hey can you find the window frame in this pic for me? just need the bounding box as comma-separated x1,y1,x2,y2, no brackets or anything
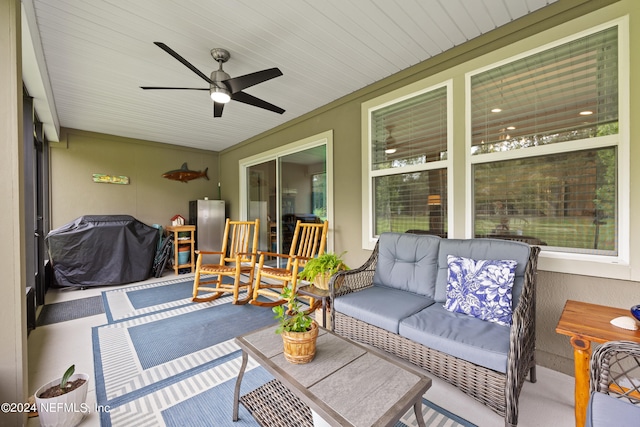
362,80,454,250
465,17,630,271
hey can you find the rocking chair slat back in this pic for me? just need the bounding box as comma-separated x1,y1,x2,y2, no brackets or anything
250,219,328,310
292,221,327,260
223,220,260,264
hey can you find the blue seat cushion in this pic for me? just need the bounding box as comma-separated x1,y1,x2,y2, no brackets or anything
334,285,435,334
373,232,441,298
399,304,510,373
586,392,640,427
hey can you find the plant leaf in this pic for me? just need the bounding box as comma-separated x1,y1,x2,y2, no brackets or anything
60,364,75,391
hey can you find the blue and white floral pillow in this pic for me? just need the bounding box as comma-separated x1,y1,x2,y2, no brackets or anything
444,255,518,326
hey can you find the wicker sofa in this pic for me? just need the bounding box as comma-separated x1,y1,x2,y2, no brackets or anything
329,232,540,427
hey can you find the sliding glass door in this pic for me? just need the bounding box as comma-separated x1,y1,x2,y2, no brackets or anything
279,146,327,255
242,134,331,262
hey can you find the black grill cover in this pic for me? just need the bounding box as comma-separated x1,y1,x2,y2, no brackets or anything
46,215,159,287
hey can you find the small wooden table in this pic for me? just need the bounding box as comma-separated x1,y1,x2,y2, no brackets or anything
556,300,640,427
233,324,432,426
164,225,195,274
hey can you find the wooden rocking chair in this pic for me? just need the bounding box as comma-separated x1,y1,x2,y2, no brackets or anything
192,218,260,304
249,220,328,311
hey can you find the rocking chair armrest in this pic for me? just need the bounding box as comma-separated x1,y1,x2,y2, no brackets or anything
236,251,257,256
195,250,224,255
236,251,258,260
257,251,292,259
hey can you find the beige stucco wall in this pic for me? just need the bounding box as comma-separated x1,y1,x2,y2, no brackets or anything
219,0,638,375
50,128,220,229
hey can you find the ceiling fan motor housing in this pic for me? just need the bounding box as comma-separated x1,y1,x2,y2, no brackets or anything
210,69,231,88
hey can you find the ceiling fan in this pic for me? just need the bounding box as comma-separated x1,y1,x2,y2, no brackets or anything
141,42,285,117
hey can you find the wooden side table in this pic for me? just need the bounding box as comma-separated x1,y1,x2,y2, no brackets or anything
556,300,640,427
165,225,196,275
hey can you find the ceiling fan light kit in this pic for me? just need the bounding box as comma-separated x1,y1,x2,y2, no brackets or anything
141,42,284,117
210,87,231,103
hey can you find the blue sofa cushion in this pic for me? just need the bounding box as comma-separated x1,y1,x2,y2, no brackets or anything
444,255,517,326
434,239,530,306
373,232,441,298
333,285,435,334
586,392,640,427
399,304,510,373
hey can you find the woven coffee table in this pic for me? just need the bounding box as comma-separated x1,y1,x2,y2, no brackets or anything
233,324,432,427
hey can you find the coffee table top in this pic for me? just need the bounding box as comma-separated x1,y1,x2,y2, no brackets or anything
235,324,432,427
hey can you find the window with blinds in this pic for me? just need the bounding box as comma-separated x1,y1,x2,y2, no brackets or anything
474,147,616,254
471,26,618,154
369,84,449,237
374,169,447,236
470,25,619,255
371,86,447,169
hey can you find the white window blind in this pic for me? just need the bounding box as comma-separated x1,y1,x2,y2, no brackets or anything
471,27,618,154
371,86,447,170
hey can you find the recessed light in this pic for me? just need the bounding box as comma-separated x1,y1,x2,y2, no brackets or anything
385,148,397,154
506,126,516,130
579,110,594,116
491,108,502,113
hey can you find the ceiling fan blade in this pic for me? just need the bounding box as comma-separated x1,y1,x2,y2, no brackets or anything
140,87,209,90
214,101,224,117
154,42,215,85
224,68,283,94
231,91,285,114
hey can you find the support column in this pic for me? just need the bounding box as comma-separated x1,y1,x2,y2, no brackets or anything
0,0,28,426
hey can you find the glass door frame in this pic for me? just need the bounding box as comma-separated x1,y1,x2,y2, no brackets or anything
239,130,334,253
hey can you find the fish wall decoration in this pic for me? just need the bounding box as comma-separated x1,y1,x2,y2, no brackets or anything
92,174,130,185
162,163,209,183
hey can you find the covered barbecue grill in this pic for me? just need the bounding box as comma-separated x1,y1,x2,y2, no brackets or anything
46,215,159,287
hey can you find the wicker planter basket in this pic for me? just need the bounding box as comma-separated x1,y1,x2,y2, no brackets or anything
313,272,332,290
281,321,319,364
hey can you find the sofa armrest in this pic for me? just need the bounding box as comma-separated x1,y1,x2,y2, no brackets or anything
329,241,379,298
505,245,540,424
590,340,640,401
328,242,379,331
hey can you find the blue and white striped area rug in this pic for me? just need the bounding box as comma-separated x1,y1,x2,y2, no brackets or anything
93,278,476,426
101,275,221,323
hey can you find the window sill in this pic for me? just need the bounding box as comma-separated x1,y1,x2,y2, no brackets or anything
538,251,631,280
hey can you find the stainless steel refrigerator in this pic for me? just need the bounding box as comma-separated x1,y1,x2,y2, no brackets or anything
189,199,225,264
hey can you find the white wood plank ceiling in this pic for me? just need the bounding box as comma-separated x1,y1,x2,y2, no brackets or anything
22,0,557,151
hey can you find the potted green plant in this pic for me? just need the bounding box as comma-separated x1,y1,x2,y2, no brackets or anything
273,284,319,364
298,252,349,290
34,364,89,427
